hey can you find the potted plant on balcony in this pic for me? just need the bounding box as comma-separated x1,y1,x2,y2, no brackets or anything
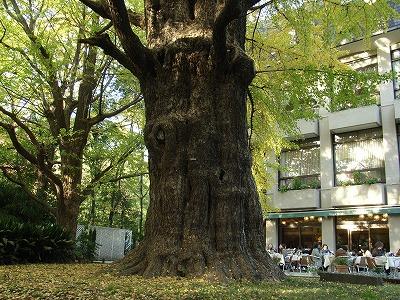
334,257,350,273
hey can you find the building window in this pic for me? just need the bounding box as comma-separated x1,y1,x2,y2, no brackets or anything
392,48,400,99
333,128,385,186
278,217,322,249
346,53,378,73
279,138,320,191
336,215,389,253
332,52,379,111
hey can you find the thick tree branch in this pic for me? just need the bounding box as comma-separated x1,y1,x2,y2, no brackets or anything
79,33,138,75
73,44,98,134
89,94,143,126
106,0,150,77
213,0,242,62
79,0,145,29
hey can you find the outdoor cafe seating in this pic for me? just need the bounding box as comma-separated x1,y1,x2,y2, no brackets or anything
274,249,400,275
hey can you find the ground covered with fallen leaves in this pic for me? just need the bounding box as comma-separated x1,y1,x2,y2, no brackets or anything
0,264,399,299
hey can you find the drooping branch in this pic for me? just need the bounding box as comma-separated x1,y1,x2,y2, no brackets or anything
0,165,57,216
79,33,138,75
105,172,149,183
89,94,143,126
0,121,63,189
0,41,46,78
0,121,38,165
81,147,137,198
0,106,40,148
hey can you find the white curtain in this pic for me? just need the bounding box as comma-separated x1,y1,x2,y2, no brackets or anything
280,147,320,178
335,138,384,173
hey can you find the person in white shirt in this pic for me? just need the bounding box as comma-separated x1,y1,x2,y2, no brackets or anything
362,246,372,257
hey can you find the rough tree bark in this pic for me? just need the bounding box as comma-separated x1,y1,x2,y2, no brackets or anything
80,0,284,281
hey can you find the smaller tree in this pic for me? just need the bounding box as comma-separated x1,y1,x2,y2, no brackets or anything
0,0,142,233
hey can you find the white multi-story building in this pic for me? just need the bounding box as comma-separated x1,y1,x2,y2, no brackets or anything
265,27,400,254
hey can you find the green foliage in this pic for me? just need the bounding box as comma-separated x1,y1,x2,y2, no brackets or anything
75,226,98,262
0,181,52,224
334,256,351,266
338,171,379,186
0,221,74,264
279,178,321,192
353,170,367,185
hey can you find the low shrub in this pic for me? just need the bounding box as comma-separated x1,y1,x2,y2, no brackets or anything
75,226,98,262
0,220,74,264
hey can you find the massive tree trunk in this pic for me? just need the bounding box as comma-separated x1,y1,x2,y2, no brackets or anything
80,0,284,281
113,2,283,281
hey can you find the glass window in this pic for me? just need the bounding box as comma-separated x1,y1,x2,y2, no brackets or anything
333,53,379,111
335,215,389,253
392,48,400,99
279,217,322,249
279,138,320,190
333,128,385,186
347,54,378,73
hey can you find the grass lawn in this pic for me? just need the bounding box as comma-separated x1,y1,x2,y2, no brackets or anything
0,264,399,299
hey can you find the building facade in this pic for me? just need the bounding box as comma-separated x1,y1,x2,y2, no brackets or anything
265,28,400,254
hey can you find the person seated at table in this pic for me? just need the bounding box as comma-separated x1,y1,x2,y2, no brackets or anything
321,244,333,255
335,247,347,257
361,246,372,257
372,241,385,257
321,244,333,271
311,243,321,257
267,243,276,254
278,243,286,254
311,243,322,268
342,245,352,256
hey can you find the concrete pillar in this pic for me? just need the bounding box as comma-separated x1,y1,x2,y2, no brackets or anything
375,37,394,106
265,219,278,249
375,37,400,190
319,114,334,208
321,217,336,251
381,106,400,185
389,215,400,253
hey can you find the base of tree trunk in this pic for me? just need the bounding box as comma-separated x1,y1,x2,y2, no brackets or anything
112,241,285,282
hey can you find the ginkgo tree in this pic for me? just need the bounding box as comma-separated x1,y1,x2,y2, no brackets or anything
73,0,398,280
0,0,142,234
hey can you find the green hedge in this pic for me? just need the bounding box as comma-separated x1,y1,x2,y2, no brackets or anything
0,221,75,264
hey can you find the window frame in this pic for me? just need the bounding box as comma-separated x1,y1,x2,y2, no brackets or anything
278,138,321,189
333,128,385,186
391,46,400,99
